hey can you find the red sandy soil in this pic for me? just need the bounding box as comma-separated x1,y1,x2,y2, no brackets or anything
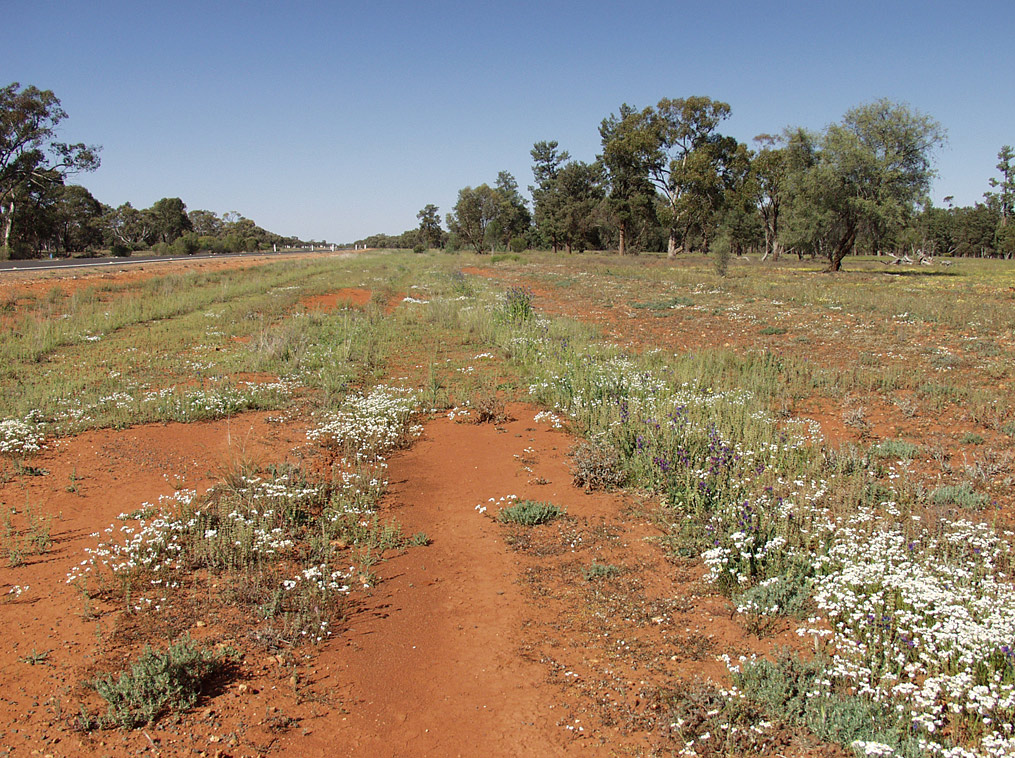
300,288,372,311
0,401,819,757
0,259,857,757
0,412,311,757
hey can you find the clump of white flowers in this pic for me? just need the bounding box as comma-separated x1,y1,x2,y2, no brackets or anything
308,386,420,460
0,416,45,456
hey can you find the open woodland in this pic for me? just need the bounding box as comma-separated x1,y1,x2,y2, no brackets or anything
1,250,1014,756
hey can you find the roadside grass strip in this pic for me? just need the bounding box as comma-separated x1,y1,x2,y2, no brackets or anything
464,300,1014,757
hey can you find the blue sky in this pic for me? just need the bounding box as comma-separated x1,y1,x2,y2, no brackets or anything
3,1,1012,243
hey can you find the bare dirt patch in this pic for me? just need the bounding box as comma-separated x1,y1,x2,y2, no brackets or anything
300,288,372,311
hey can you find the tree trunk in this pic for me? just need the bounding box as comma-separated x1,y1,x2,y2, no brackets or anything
667,229,679,259
829,225,856,272
2,198,13,259
618,221,627,256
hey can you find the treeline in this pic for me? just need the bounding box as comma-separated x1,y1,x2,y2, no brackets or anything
388,98,1013,269
0,82,305,259
7,185,304,258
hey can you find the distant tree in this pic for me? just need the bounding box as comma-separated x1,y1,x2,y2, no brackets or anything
188,209,223,237
984,145,1014,227
599,104,658,255
647,97,741,258
752,134,789,261
529,140,569,252
715,145,763,258
788,100,946,270
0,82,100,257
557,160,605,254
447,185,499,254
149,197,192,244
493,171,530,250
416,203,442,249
103,202,156,248
51,184,103,252
778,128,828,259
985,145,1014,257
951,204,1001,257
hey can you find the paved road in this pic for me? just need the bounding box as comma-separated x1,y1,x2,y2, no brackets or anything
0,248,352,273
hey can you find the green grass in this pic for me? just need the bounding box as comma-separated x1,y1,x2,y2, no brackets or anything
9,250,1015,754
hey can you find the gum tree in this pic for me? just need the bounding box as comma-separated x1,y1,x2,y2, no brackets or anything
446,184,498,254
416,203,442,249
797,99,946,271
0,82,100,258
752,134,789,261
599,104,657,255
649,97,741,258
985,145,1014,257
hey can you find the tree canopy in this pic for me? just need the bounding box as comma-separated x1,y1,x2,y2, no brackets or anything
0,82,100,257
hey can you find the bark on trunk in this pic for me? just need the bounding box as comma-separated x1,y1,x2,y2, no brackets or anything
667,229,679,259
2,198,13,258
618,221,627,256
829,225,856,272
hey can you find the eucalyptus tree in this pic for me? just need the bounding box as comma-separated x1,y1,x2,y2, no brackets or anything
103,202,156,248
149,197,192,243
752,134,789,260
985,145,1014,227
793,99,946,270
648,97,743,258
986,145,1014,255
557,160,605,254
0,82,100,257
51,184,103,252
416,203,442,249
188,209,224,237
446,184,499,254
493,171,530,249
599,104,657,255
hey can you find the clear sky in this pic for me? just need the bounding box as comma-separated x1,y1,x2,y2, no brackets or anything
3,0,1012,243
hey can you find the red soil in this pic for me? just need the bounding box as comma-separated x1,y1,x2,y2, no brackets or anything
0,401,797,756
300,288,372,311
0,258,854,757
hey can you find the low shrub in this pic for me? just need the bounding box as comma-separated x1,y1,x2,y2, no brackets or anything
570,440,626,491
497,500,564,525
929,481,989,509
94,637,228,728
583,561,621,581
872,438,920,459
499,286,534,323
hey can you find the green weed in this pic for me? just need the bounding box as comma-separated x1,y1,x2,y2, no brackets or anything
93,637,229,729
497,500,565,525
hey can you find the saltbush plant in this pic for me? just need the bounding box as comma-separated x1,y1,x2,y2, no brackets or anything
94,637,228,728
569,440,627,491
496,500,564,525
